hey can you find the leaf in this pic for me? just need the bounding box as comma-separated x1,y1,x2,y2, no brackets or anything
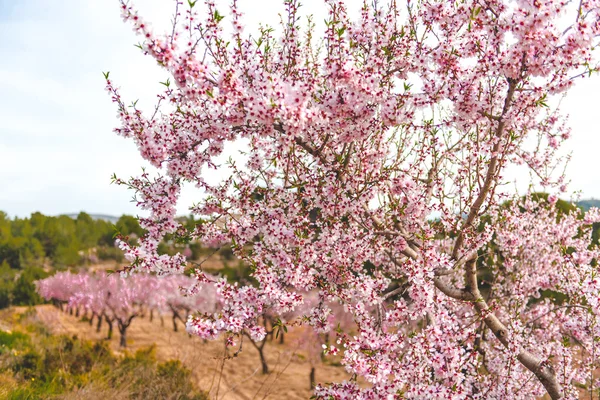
535,94,549,108
102,71,110,80
214,10,224,23
188,0,197,7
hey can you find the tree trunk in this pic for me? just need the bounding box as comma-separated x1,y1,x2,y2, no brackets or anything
172,313,178,332
322,333,329,362
118,323,127,347
258,346,269,374
160,314,164,327
89,312,95,326
105,316,113,340
309,366,316,390
119,330,127,347
279,330,284,345
150,309,154,322
96,313,103,332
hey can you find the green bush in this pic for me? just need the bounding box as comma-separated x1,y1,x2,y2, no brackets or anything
220,262,255,286
0,326,208,400
189,243,204,260
0,280,13,309
0,330,30,349
108,346,207,400
157,242,177,256
11,266,48,306
12,350,42,380
97,246,124,262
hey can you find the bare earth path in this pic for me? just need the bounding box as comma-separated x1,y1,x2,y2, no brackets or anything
30,305,350,400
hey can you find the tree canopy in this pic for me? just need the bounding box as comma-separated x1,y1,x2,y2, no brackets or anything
108,0,600,398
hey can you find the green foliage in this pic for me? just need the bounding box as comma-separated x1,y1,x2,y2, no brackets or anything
592,222,600,247
220,262,255,285
115,215,146,240
0,211,128,270
97,246,124,262
107,346,206,399
219,245,235,261
157,242,177,256
530,192,579,215
12,266,48,307
0,261,14,309
0,324,208,399
0,331,30,349
0,210,253,309
188,242,204,260
53,241,81,267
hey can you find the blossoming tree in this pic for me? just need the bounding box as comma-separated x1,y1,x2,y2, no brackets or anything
37,271,217,347
107,0,600,398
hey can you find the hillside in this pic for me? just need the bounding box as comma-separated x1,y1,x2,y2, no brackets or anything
576,199,600,211
64,213,120,223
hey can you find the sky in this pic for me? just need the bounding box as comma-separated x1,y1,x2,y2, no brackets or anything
0,0,599,218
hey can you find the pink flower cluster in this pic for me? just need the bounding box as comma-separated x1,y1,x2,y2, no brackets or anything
37,271,218,346
106,0,600,397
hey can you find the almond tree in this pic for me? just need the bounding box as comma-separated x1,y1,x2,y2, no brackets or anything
36,271,79,311
162,273,218,332
293,293,356,389
107,0,600,398
37,271,218,347
37,272,136,344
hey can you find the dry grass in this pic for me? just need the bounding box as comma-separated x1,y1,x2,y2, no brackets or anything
28,305,349,400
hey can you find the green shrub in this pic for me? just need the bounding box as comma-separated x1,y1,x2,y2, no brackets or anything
0,330,30,349
12,266,48,306
12,350,42,380
220,262,255,285
97,246,124,262
0,325,208,400
157,242,177,256
108,346,207,400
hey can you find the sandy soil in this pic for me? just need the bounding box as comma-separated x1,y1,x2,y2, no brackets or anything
28,305,350,400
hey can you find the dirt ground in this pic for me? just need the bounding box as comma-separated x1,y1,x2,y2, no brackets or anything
24,305,350,400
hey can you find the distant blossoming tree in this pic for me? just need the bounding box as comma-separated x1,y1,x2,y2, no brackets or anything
107,0,600,398
37,272,216,347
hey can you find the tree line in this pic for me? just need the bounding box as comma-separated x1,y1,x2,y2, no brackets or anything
0,211,144,308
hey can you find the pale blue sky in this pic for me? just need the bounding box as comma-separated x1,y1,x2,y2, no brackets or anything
1,0,599,218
